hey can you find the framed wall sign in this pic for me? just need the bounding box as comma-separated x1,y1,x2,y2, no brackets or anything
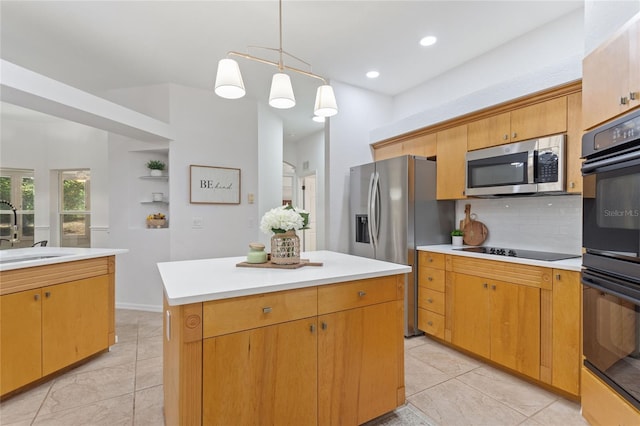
190,165,241,204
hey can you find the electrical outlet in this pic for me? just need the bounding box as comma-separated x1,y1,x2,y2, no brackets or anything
192,217,204,229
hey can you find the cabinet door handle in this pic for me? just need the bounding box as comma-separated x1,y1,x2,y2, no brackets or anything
555,274,561,280
427,298,433,303
262,307,272,314
630,92,637,101
428,257,433,263
483,283,488,289
34,294,40,301
428,276,433,281
310,324,316,333
45,291,51,298
358,291,366,297
491,284,496,290
321,322,328,330
621,96,629,105
166,310,171,341
503,134,509,140
427,321,433,326
512,132,517,139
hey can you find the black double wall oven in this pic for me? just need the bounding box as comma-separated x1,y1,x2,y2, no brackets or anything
581,108,640,410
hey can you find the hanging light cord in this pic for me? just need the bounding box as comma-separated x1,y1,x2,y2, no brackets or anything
225,0,328,84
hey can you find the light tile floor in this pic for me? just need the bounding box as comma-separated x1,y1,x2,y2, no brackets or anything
0,309,590,426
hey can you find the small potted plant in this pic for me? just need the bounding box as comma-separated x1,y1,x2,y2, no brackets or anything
451,229,464,246
146,160,166,177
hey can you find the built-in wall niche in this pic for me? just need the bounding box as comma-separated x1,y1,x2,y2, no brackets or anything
129,149,169,230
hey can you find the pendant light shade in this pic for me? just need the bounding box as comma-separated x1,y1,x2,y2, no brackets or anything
269,73,296,109
214,59,246,99
314,85,338,117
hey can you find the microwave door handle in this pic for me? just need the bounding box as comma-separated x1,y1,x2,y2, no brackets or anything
367,172,376,249
528,150,536,183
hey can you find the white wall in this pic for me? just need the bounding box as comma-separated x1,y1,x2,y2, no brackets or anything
374,8,584,141
584,0,640,54
1,106,109,247
326,81,394,253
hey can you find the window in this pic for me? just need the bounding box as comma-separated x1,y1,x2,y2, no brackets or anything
0,168,35,248
59,170,91,248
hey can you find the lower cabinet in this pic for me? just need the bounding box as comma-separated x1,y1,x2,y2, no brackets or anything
0,273,111,396
203,318,318,425
451,273,540,379
166,275,405,426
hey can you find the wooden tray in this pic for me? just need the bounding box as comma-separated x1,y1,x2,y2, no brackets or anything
236,259,323,269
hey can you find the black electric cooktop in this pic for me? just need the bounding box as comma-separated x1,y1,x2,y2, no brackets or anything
455,246,581,261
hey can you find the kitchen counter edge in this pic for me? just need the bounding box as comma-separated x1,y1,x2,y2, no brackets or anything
159,250,412,306
0,247,129,271
417,245,582,272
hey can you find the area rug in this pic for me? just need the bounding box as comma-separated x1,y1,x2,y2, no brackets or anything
364,403,436,426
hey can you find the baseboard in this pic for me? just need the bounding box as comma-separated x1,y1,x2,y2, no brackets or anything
116,302,163,312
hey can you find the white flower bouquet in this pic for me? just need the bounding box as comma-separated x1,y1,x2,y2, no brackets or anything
260,205,309,234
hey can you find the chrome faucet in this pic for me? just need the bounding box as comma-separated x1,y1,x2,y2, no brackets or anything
0,199,19,243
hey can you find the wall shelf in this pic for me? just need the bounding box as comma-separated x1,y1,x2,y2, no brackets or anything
139,175,168,181
141,201,169,205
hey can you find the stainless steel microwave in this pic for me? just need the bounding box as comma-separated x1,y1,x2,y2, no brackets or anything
465,134,566,196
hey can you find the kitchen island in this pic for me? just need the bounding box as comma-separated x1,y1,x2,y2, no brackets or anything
0,247,127,397
158,250,411,426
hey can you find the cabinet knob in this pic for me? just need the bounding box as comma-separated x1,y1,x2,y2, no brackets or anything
427,298,433,303
427,321,434,326
621,96,629,105
358,290,366,297
428,276,433,281
630,92,638,101
483,283,488,289
34,294,40,301
556,274,561,280
45,291,51,298
262,307,272,314
321,322,328,330
491,284,496,290
310,324,316,333
428,257,433,262
503,134,509,140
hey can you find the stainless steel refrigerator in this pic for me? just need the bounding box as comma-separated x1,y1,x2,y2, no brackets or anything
349,155,454,336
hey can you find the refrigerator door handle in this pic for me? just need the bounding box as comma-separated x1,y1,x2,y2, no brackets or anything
367,172,376,249
371,171,380,248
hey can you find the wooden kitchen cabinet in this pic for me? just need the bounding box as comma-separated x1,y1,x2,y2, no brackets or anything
565,92,583,193
203,318,318,425
171,274,406,426
374,133,437,161
0,289,42,395
583,12,640,130
417,251,447,340
436,125,468,200
467,97,568,150
0,258,115,397
42,276,110,376
318,300,400,425
550,269,581,396
451,272,540,379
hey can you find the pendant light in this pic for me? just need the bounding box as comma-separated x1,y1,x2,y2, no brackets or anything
214,0,337,117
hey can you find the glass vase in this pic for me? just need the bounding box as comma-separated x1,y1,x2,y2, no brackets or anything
270,230,300,265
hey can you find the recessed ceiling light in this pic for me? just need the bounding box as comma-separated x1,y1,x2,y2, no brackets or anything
312,115,325,123
366,70,380,79
419,36,437,47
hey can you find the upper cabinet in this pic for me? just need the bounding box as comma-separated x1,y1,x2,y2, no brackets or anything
374,133,436,161
583,12,640,130
436,125,467,200
468,97,567,151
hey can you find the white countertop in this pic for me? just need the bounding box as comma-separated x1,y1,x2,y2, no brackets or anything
158,250,412,306
0,247,128,271
417,244,582,272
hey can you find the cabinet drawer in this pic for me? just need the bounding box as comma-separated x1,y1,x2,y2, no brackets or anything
318,276,399,315
419,267,445,292
418,288,444,314
418,309,445,339
203,287,317,338
419,251,445,270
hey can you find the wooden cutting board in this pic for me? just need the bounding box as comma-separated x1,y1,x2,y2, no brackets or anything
462,206,488,246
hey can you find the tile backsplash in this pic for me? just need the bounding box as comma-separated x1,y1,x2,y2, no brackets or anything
455,195,582,254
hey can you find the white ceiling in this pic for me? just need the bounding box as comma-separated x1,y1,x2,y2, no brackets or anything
0,1,583,143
